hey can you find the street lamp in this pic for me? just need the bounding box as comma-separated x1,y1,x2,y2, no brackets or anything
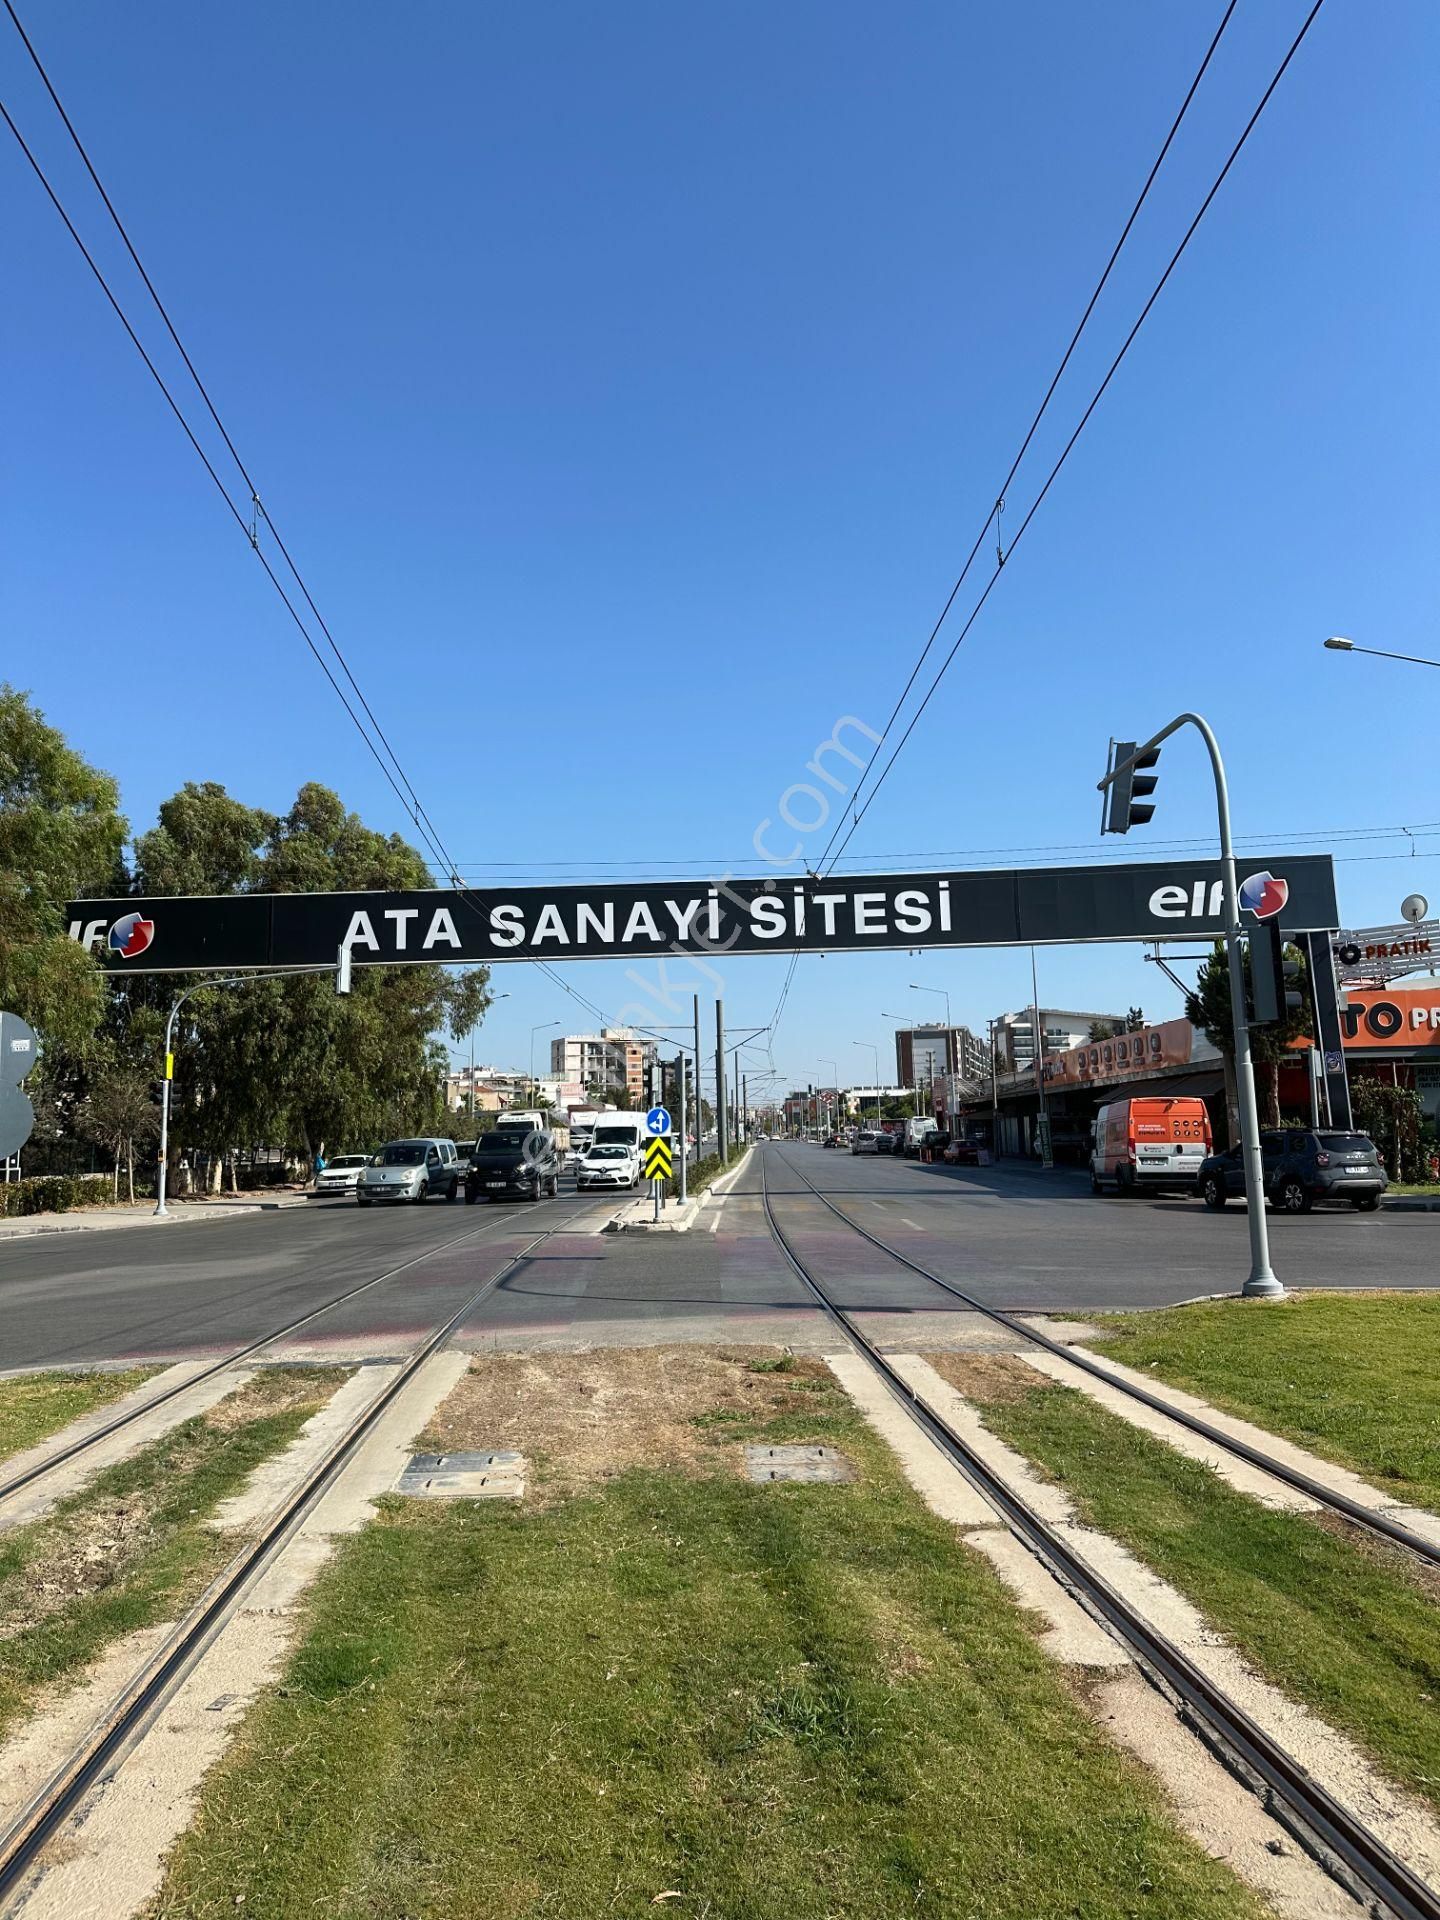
909,983,951,1026
1324,635,1440,670
852,1040,881,1126
468,991,508,1120
819,1056,838,1137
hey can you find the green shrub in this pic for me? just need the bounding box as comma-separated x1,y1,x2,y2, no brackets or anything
0,1175,124,1219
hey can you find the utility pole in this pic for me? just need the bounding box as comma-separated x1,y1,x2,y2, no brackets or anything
676,1051,688,1202
1030,947,1053,1169
693,994,703,1152
715,999,728,1166
742,1072,748,1146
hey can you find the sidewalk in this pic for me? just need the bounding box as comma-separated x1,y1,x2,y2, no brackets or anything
0,1191,335,1240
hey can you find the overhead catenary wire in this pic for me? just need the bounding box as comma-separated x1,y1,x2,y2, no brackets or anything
817,0,1327,881
4,35,642,1041
808,0,1241,878
1,0,460,885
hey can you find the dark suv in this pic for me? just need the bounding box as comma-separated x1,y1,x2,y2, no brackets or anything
465,1128,561,1204
1197,1129,1387,1214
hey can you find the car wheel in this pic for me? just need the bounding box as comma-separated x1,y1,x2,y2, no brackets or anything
1201,1174,1227,1211
549,1175,559,1198
1116,1165,1133,1197
357,1193,371,1207
1089,1167,1104,1195
1278,1177,1312,1214
465,1187,477,1204
1351,1194,1380,1212
447,1179,459,1202
413,1185,426,1204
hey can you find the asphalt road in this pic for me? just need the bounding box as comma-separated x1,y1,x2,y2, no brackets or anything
2,1144,1434,1372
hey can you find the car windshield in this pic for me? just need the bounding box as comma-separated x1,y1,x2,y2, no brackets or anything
476,1135,524,1155
588,1147,630,1161
1318,1133,1375,1152
328,1156,367,1169
380,1144,426,1166
594,1127,636,1144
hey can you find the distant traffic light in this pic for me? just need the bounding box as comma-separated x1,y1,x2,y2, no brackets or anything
1248,921,1304,1026
1103,740,1161,835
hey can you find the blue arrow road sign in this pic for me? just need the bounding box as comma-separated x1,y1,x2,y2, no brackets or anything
645,1105,672,1136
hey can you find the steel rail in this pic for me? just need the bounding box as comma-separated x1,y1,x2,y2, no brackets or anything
766,1144,1440,1567
756,1152,1440,1920
0,1190,585,1509
0,1220,559,1902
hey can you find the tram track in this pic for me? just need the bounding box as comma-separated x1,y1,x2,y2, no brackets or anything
0,1216,569,1907
756,1147,1440,1920
762,1143,1440,1569
0,1190,589,1516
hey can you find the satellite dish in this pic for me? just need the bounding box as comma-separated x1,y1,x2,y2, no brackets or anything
1401,894,1429,926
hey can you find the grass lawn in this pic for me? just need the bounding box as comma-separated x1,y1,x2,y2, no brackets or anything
0,1368,157,1468
968,1366,1440,1817
149,1361,1267,1920
0,1369,338,1741
1087,1293,1440,1511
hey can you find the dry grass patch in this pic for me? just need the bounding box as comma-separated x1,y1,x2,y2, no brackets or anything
425,1345,838,1504
926,1348,1049,1406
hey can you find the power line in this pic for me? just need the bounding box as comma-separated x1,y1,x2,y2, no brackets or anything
818,0,1326,879
0,95,471,891
809,0,1240,876
2,0,459,883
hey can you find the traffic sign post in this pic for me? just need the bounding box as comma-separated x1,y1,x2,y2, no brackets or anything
643,1134,673,1221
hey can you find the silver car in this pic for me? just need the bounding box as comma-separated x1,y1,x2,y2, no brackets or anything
357,1138,460,1205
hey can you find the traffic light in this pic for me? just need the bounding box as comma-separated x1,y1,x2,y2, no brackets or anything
335,943,352,995
1103,741,1161,835
1248,921,1304,1026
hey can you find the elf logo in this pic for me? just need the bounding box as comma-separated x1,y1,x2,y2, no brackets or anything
107,912,155,958
1238,871,1289,920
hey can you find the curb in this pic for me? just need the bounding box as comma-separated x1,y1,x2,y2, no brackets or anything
1382,1196,1440,1212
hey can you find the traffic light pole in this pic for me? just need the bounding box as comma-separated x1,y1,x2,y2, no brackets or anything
1101,714,1281,1300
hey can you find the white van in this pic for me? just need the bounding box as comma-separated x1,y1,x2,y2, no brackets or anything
902,1116,939,1158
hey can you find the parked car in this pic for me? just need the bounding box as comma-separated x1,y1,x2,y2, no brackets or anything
851,1131,880,1155
312,1152,370,1197
1090,1097,1212,1196
874,1130,897,1155
944,1137,982,1166
358,1138,460,1206
466,1128,562,1203
575,1143,641,1192
918,1131,951,1163
1198,1129,1387,1214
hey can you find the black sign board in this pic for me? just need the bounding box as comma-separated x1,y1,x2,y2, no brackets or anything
66,855,1339,974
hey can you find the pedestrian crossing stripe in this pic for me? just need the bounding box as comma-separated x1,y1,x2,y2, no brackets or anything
643,1138,673,1180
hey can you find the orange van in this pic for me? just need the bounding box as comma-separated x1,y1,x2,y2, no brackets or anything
1089,1097,1211,1196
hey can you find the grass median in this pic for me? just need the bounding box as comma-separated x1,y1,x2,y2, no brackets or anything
0,1367,157,1469
1085,1292,1440,1510
940,1355,1440,1819
150,1349,1266,1920
0,1368,340,1742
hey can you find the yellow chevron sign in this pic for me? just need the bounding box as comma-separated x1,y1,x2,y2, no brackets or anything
643,1137,673,1181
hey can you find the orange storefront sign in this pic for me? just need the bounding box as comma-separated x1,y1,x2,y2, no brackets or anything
1338,987,1440,1050
1041,1018,1207,1088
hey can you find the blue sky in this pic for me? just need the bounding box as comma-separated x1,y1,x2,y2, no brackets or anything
5,0,1436,1099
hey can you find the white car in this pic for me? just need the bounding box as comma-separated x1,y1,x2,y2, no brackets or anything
575,1144,640,1191
312,1153,370,1196
851,1131,880,1155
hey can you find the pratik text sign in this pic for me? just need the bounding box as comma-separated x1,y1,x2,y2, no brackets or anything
68,856,1340,973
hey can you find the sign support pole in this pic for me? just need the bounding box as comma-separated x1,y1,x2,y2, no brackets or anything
676,1053,688,1204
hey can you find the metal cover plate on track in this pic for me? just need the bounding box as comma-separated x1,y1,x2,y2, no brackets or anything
396,1450,525,1499
745,1444,855,1485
